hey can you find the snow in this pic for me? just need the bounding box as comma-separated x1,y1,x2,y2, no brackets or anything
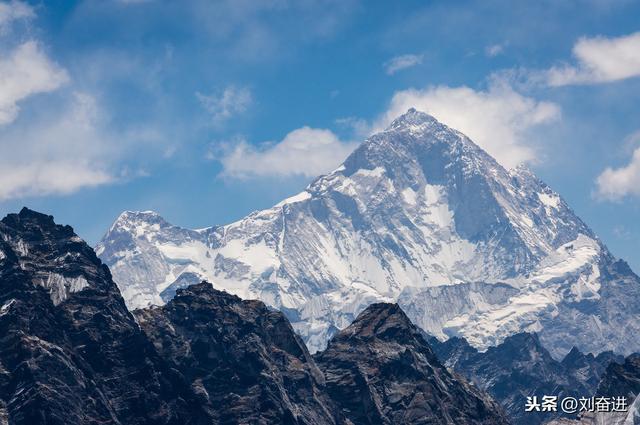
0,249,5,260
15,240,29,256
218,239,278,274
38,273,90,305
531,234,600,283
538,192,560,209
624,394,640,425
401,188,417,205
156,240,209,264
446,287,560,350
274,191,311,207
569,263,601,301
354,167,385,178
0,299,15,316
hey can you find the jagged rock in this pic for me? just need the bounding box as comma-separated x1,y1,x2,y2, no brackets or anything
0,208,208,425
314,302,509,425
135,281,344,425
561,347,623,391
544,354,640,425
429,332,605,425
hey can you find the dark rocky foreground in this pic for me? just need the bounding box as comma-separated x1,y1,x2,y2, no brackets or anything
134,282,340,425
0,208,507,424
427,333,625,425
314,303,508,425
135,284,510,425
543,354,640,424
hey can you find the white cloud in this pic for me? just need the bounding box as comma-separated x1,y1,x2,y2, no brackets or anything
0,163,114,200
595,147,640,201
0,3,110,200
0,93,116,200
384,54,423,75
373,83,560,169
485,44,504,57
0,1,33,33
0,1,170,201
335,116,369,138
196,85,252,125
545,31,640,86
0,91,168,200
0,41,69,125
217,127,358,179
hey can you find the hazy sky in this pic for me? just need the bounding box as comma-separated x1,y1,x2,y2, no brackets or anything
0,0,639,271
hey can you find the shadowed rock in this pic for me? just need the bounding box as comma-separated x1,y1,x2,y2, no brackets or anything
314,302,509,425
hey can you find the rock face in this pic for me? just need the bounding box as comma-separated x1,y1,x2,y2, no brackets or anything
544,354,640,425
134,282,343,425
597,354,640,400
0,208,208,425
596,353,640,424
313,303,509,425
429,332,624,425
561,347,623,392
97,109,640,357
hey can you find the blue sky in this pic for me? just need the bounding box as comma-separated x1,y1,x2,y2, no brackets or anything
0,0,639,270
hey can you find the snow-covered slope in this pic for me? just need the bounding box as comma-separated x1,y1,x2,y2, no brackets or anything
96,109,640,356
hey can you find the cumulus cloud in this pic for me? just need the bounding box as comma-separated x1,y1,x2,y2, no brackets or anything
0,2,115,200
0,41,69,125
0,163,113,200
373,83,561,169
196,85,252,125
384,54,423,75
0,0,33,32
595,146,640,201
217,127,358,179
0,93,115,200
0,2,67,126
544,31,640,86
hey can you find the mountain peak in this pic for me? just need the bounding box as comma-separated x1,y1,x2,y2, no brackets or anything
2,207,59,230
105,209,173,236
315,302,509,424
18,206,53,220
115,210,164,224
1,207,76,247
333,302,426,346
98,107,640,358
172,280,244,307
389,107,437,126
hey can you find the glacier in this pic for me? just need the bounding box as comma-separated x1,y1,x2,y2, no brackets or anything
96,109,640,356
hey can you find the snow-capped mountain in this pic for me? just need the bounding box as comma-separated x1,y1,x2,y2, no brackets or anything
96,109,640,356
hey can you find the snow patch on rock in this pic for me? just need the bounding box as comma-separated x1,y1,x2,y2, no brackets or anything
36,273,90,305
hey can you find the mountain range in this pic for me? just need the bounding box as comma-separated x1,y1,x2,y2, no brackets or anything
97,109,640,359
1,208,639,424
0,208,508,424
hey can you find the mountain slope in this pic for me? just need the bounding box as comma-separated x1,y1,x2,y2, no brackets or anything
0,208,208,425
135,281,343,425
428,332,621,424
545,353,640,425
97,109,640,356
314,302,508,425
